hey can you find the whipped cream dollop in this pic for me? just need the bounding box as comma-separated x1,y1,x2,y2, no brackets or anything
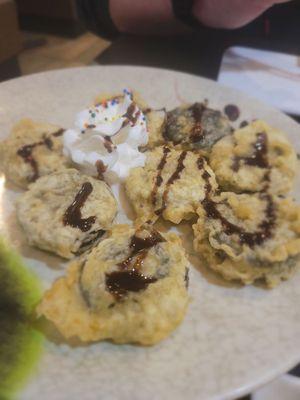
63,89,148,181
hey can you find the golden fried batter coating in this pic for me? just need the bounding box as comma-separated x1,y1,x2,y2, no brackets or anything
125,146,217,224
0,119,71,188
17,169,117,259
37,224,189,345
147,103,232,152
210,120,297,195
193,192,300,287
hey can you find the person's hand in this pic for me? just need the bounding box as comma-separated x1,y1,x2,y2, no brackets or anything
193,0,292,29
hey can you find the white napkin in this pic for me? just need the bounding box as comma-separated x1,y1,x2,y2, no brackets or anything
218,46,300,116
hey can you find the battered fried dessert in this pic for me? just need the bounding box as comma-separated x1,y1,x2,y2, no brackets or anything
37,224,189,345
210,120,297,194
16,169,117,259
125,146,217,224
0,119,70,189
144,108,167,149
193,191,300,287
147,102,232,152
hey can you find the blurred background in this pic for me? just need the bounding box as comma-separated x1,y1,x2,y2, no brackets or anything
0,0,110,81
1,0,299,84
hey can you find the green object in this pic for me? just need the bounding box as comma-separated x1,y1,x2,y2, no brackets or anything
0,237,43,399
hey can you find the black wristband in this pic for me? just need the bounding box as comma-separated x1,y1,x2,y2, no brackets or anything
76,0,119,40
171,0,200,28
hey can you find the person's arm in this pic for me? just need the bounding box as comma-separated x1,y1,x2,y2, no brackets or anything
110,0,190,35
193,0,292,29
76,0,292,38
111,0,292,32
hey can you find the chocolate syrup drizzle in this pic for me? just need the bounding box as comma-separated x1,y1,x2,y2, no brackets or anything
189,103,206,143
52,128,64,137
103,136,115,153
17,128,65,182
232,132,268,172
143,107,166,115
119,230,165,269
150,146,171,206
184,267,189,289
239,120,249,129
76,229,105,255
199,133,276,248
95,160,107,180
197,157,212,194
105,229,165,300
201,192,275,248
43,137,53,149
224,104,240,122
164,103,206,145
155,151,188,216
122,103,141,128
63,182,96,232
102,101,141,143
17,143,40,182
106,270,157,301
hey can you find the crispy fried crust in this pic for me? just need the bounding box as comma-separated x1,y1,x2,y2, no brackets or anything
37,225,189,345
0,119,71,188
125,146,217,224
210,120,297,195
193,193,300,287
17,169,117,259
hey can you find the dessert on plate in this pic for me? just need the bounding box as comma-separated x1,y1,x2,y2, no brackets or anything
147,102,233,152
210,120,297,194
0,119,70,188
1,86,299,348
125,146,217,224
16,169,117,259
38,224,189,345
193,191,300,287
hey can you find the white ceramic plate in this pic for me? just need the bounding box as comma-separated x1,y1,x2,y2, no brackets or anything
0,66,300,400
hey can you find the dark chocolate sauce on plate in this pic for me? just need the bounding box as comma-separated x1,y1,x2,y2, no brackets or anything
189,103,206,143
199,155,276,248
201,194,275,248
63,182,96,232
105,270,157,301
76,229,106,255
184,268,189,289
17,144,40,182
155,151,187,216
103,136,114,153
122,103,141,127
224,104,240,121
95,160,107,180
118,230,165,269
232,132,268,171
150,146,171,205
17,129,65,182
52,128,65,137
44,137,53,149
197,157,212,194
239,120,249,128
105,229,165,300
